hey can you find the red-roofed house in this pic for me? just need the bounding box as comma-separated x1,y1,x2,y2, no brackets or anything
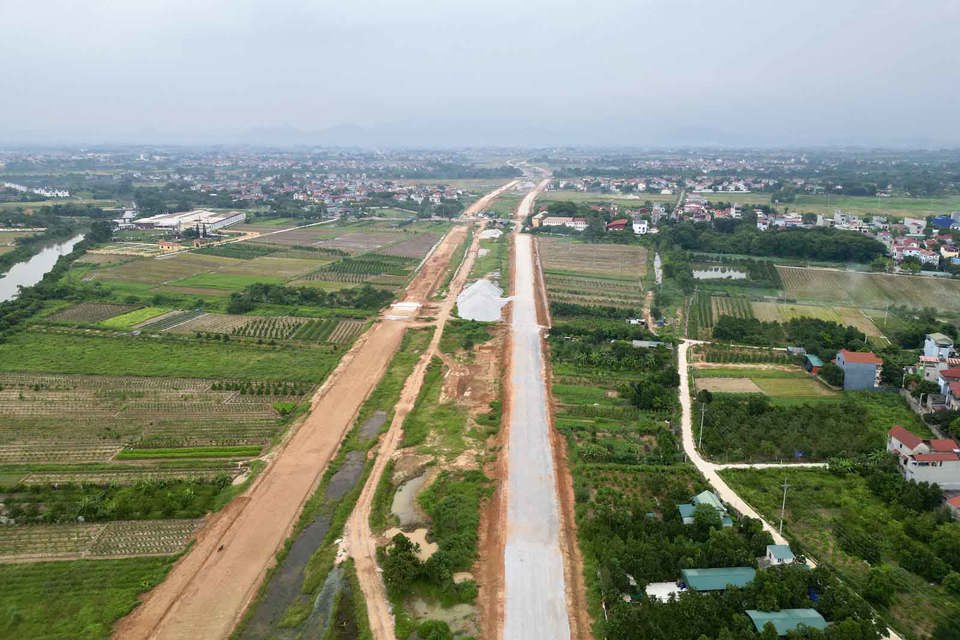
947,495,960,519
888,426,960,489
606,218,629,232
835,350,883,391
937,368,960,396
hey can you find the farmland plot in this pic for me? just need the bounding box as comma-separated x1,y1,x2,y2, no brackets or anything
751,300,883,337
538,236,647,279
0,373,308,450
0,519,202,560
319,231,398,253
778,265,960,314
327,319,366,344
166,313,255,335
378,232,441,258
543,274,645,308
46,303,139,324
710,295,753,320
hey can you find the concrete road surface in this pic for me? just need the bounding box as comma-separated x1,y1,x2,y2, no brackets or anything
502,182,571,640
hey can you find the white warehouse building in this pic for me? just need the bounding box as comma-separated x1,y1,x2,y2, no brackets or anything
134,209,245,232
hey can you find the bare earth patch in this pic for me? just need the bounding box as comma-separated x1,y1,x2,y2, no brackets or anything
694,377,764,393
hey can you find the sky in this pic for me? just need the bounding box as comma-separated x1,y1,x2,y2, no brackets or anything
2,0,958,147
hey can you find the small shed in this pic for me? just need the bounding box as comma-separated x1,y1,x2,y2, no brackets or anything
766,544,795,565
680,567,755,592
745,609,827,635
803,354,823,374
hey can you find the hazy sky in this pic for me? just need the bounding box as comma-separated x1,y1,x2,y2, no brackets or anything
2,0,958,147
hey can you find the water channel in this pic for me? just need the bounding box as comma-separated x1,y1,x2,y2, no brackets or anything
0,233,84,302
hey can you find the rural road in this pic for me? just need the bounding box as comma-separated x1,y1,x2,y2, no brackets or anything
679,341,904,640
114,182,513,640
502,178,572,640
677,339,791,546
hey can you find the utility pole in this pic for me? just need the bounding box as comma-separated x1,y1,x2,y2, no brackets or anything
778,478,790,535
697,401,706,450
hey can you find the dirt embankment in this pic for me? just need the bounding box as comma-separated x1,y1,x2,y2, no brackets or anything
114,223,473,640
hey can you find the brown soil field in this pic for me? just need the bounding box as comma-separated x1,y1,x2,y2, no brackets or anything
694,377,764,393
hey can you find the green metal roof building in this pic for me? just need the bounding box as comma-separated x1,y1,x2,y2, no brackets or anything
680,567,755,591
678,490,734,527
746,609,827,635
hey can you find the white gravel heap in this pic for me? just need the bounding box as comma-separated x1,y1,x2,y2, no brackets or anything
456,278,510,321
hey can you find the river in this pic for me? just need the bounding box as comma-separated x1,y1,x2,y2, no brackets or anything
0,233,84,302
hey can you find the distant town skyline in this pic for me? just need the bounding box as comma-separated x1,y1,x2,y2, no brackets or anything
3,0,959,147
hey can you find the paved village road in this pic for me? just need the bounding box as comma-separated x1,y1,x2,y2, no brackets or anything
502,179,571,640
678,340,792,545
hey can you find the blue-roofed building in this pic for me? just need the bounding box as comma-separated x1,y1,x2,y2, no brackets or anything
766,544,795,565
678,490,734,527
681,567,756,591
746,609,827,635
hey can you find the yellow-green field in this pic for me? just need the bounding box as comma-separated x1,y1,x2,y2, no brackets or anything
693,366,838,404
538,189,677,207
778,266,960,315
750,300,883,337
790,193,960,218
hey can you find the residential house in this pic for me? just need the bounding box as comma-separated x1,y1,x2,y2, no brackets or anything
678,490,734,527
835,349,883,391
633,219,649,235
947,495,960,520
937,368,960,396
925,333,955,360
606,218,629,232
887,426,960,490
765,544,796,565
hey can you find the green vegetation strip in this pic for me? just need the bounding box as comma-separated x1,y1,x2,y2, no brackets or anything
116,446,262,459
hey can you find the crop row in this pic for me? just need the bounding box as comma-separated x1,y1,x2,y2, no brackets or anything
232,316,307,340
711,295,754,320
139,309,206,332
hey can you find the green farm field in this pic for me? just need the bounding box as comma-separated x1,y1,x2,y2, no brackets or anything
0,331,339,382
98,306,171,329
790,193,960,218
692,366,837,405
778,266,960,314
0,557,174,639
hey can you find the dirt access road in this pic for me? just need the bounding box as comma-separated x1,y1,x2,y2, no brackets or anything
500,179,574,640
343,208,491,640
114,184,511,640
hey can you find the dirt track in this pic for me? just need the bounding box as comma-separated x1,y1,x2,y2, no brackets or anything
344,196,498,639
113,185,508,640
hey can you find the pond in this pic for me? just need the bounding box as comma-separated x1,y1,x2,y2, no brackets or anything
0,233,84,302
